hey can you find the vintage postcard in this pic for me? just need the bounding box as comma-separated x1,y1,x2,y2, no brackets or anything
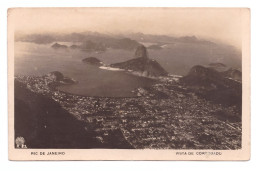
8,8,250,160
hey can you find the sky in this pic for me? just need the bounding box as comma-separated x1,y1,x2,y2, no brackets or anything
9,8,244,48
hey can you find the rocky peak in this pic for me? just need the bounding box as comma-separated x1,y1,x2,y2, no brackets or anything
110,45,167,77
134,45,148,59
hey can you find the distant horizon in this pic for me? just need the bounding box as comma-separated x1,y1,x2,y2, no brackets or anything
15,30,241,51
10,8,243,49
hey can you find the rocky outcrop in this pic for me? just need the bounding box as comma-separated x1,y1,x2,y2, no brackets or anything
134,45,148,59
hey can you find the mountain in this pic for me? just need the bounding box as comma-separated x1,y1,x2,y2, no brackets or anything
16,34,56,44
180,65,242,108
51,43,68,49
80,40,106,52
181,65,226,89
123,33,215,45
222,68,242,82
14,80,133,148
110,45,168,77
14,80,96,148
17,32,141,51
112,38,141,50
82,57,103,66
16,32,214,46
134,45,148,59
204,63,241,81
181,65,241,90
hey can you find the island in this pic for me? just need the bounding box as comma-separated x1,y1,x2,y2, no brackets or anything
82,57,103,66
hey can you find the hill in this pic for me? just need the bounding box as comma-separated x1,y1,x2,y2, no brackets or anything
82,57,103,66
181,65,224,89
14,80,133,149
222,68,242,82
15,80,96,148
180,65,242,109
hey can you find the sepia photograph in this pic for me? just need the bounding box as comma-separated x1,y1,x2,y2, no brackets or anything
8,8,250,160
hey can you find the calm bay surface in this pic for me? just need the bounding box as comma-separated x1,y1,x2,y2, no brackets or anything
15,41,241,97
15,42,155,97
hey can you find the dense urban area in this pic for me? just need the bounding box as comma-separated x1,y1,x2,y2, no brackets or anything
15,72,241,149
